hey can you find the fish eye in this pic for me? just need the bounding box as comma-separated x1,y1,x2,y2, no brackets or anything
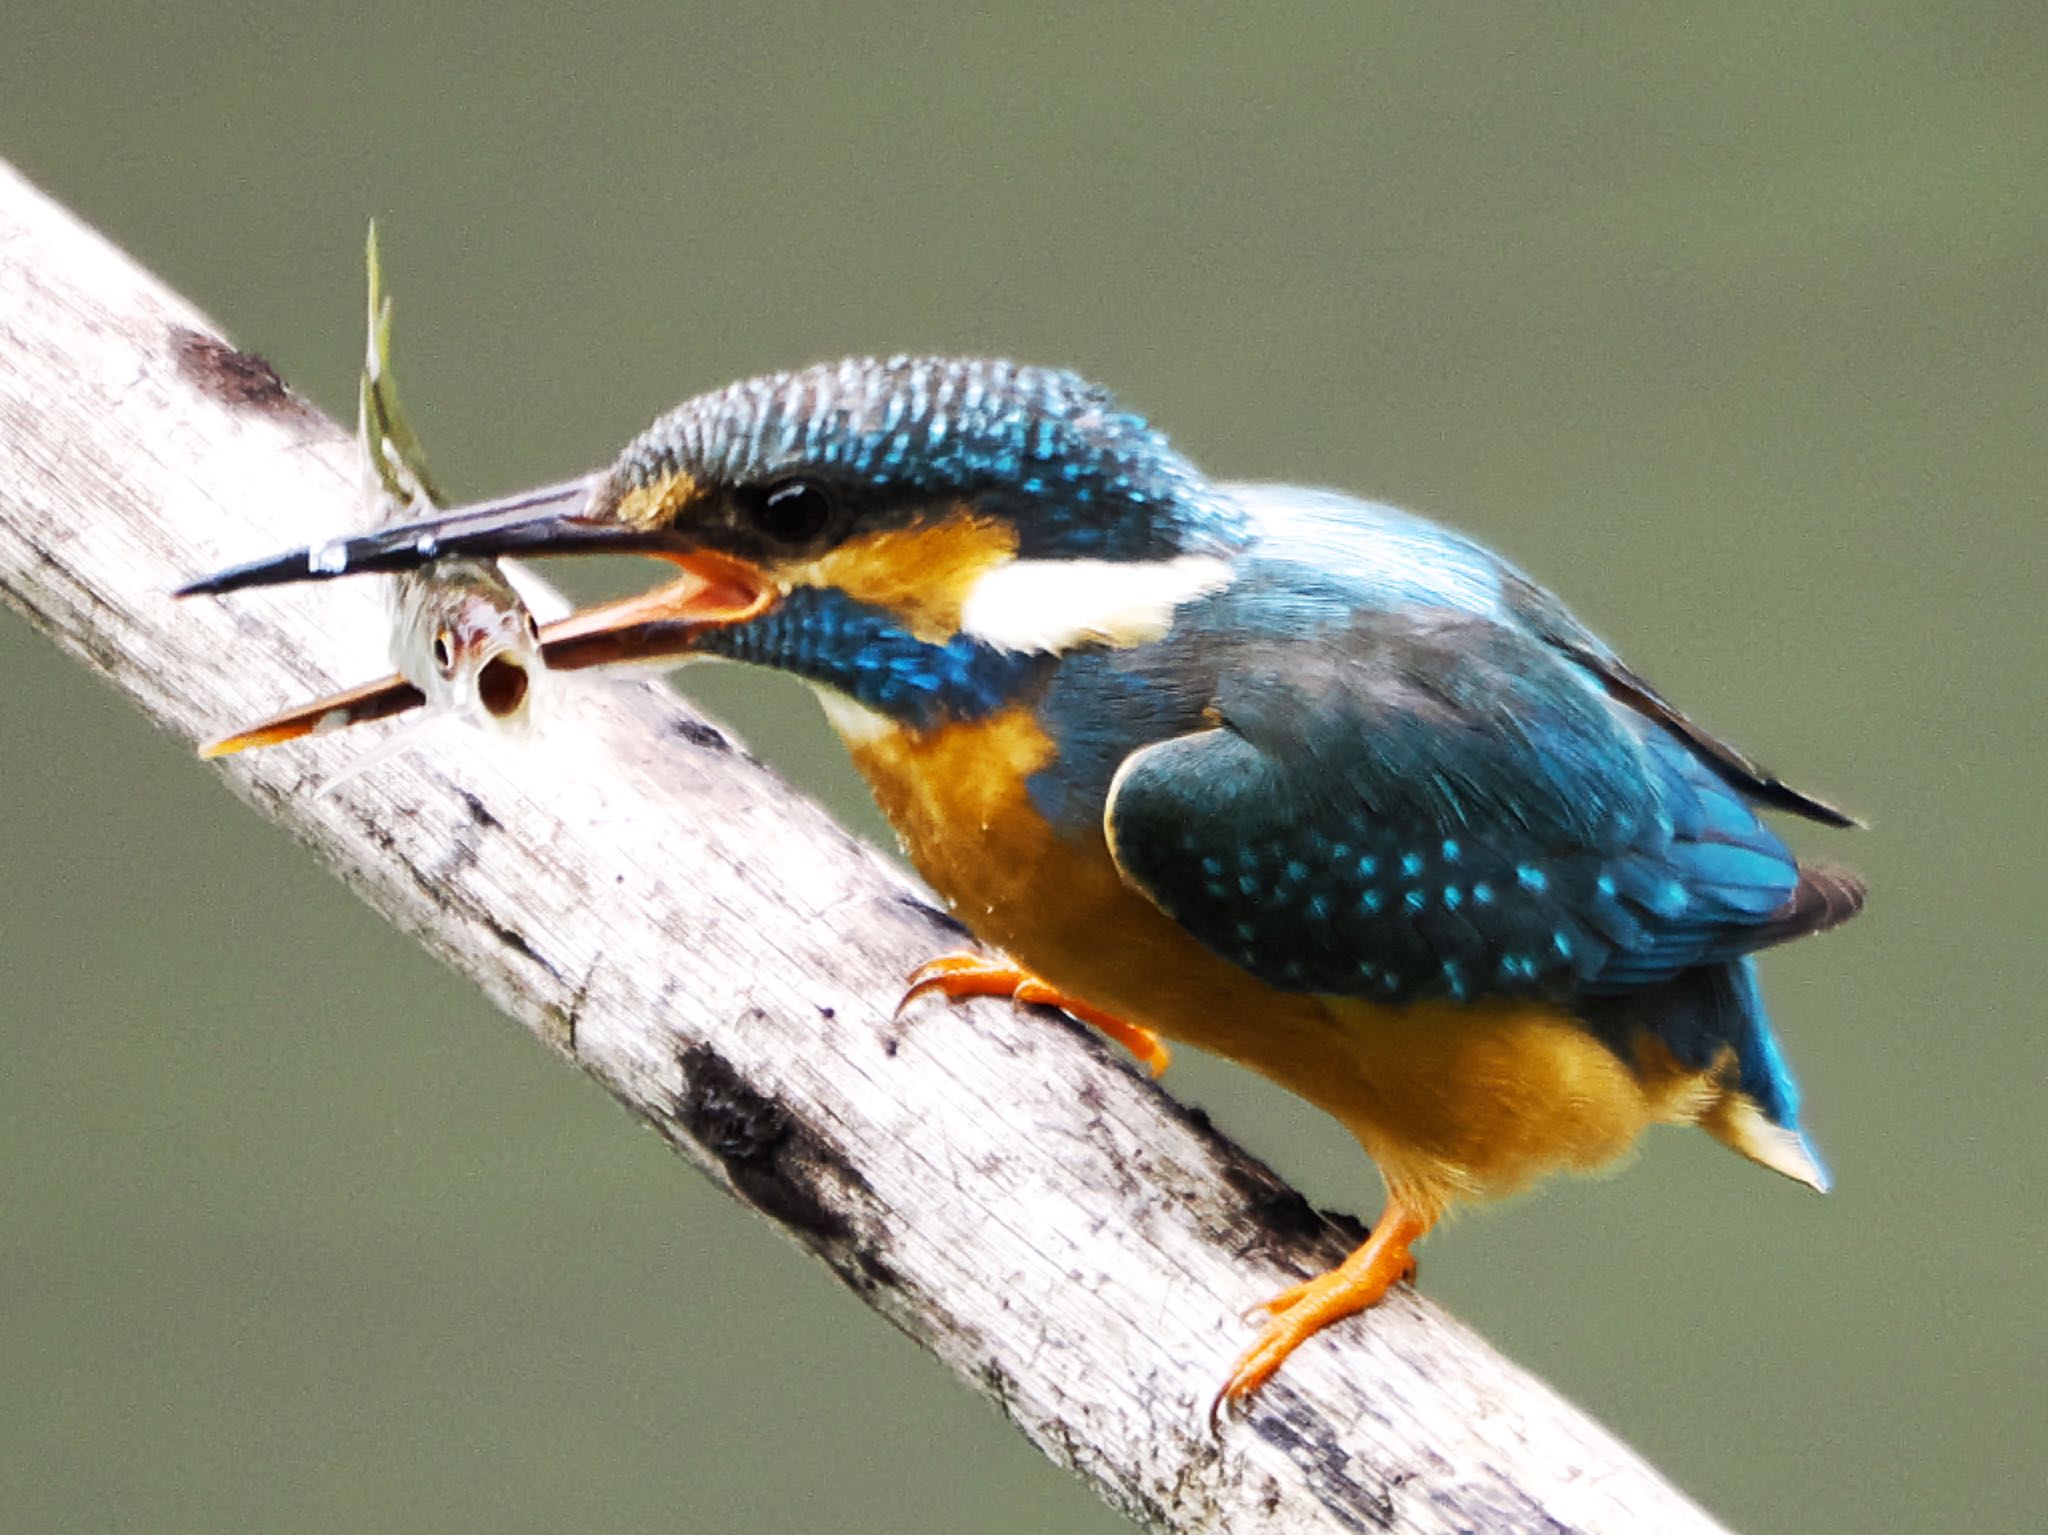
431,628,456,675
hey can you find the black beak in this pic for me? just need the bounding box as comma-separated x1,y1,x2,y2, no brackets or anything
171,475,681,596
183,475,784,759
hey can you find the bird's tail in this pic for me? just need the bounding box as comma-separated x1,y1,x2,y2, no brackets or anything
1692,859,1860,1191
1588,955,1833,1192
1692,958,1832,1192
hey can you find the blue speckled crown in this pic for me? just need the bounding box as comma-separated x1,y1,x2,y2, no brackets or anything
609,355,1246,559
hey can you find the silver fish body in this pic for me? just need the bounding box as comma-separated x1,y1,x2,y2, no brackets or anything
360,225,544,730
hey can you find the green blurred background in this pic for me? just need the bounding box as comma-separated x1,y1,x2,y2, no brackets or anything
3,5,2042,1531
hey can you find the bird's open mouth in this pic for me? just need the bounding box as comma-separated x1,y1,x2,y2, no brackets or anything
181,484,782,755
180,479,780,673
532,549,775,673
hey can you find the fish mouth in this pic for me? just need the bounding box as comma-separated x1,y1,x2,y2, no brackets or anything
475,650,531,719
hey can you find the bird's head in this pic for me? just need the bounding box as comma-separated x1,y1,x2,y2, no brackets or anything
185,357,1247,731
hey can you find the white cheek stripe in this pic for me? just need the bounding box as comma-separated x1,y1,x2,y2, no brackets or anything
958,554,1234,654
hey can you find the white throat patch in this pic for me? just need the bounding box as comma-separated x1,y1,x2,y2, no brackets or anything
957,554,1234,655
814,687,897,745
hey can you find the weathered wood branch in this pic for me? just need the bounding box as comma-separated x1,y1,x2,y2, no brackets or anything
0,158,1730,1535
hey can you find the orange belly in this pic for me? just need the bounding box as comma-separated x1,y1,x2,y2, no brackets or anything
844,705,1723,1217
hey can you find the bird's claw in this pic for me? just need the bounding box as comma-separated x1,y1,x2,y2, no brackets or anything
1207,1202,1429,1434
897,953,1172,1076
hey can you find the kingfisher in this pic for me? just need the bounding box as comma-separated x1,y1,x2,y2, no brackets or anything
181,355,1865,1415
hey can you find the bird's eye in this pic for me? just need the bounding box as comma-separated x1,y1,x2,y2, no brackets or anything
742,477,837,545
431,628,457,675
524,613,542,645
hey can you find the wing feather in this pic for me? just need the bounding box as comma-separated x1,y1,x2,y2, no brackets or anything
1103,605,1860,1006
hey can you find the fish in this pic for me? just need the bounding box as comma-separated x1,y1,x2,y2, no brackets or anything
201,225,546,763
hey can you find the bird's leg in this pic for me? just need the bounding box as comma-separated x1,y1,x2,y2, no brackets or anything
1211,1197,1431,1425
898,954,1172,1077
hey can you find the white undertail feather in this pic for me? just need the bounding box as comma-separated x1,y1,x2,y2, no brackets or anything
1710,1097,1833,1193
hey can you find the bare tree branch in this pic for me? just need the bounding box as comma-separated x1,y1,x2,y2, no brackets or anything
0,158,1731,1535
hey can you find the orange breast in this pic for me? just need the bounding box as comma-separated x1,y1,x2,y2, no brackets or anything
845,706,1326,1054
845,706,1724,1216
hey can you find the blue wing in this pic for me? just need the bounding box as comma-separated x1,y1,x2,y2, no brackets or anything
1102,599,1856,1009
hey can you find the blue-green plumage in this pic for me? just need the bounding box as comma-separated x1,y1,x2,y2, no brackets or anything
181,352,1868,1401
679,447,1856,1154
613,356,1249,560
188,353,1857,1156
704,584,1048,729
1019,483,1856,1149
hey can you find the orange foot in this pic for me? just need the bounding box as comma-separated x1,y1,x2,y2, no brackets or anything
1210,1197,1432,1429
898,953,1172,1077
